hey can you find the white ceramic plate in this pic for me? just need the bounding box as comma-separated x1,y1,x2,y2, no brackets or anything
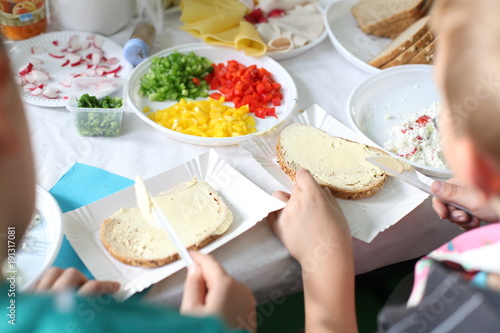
347,64,452,179
9,31,133,108
324,0,390,74
6,185,63,291
265,5,328,60
127,43,298,146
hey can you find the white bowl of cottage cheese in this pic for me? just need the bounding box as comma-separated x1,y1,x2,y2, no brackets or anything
347,65,453,179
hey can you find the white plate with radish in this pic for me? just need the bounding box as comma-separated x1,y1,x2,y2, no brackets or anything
9,31,133,107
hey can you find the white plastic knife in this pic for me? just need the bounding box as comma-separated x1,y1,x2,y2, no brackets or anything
134,176,194,267
366,156,474,215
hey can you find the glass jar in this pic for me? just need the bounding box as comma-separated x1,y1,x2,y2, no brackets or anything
0,0,47,40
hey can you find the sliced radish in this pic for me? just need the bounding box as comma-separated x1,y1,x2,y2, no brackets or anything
23,83,36,92
31,87,43,96
105,64,122,75
106,73,117,78
42,87,60,99
80,40,91,50
61,59,70,67
31,46,46,55
93,37,103,49
30,57,43,66
52,40,59,46
88,47,104,56
101,56,107,63
31,69,49,82
91,52,101,66
85,69,96,76
71,61,83,67
66,53,82,64
95,67,105,76
106,57,119,66
60,75,75,87
19,63,34,76
24,73,35,84
49,51,65,59
68,35,80,51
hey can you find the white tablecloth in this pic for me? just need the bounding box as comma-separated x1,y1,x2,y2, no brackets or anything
17,0,462,306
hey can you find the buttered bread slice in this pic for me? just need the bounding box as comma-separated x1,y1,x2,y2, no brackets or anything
277,124,388,200
100,179,232,267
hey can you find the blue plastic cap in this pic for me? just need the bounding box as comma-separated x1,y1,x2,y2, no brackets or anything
123,38,150,66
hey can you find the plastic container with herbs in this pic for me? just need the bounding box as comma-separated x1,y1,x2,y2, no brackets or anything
66,77,126,137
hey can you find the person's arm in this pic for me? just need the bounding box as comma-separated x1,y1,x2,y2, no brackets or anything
431,178,500,230
268,169,357,333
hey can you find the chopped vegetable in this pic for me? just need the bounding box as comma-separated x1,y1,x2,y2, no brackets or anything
75,111,122,137
205,60,282,118
74,94,123,136
147,97,256,138
76,93,123,109
139,51,213,102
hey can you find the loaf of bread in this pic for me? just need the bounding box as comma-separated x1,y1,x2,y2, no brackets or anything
100,179,232,267
369,16,430,68
380,29,434,68
352,0,429,38
276,124,388,200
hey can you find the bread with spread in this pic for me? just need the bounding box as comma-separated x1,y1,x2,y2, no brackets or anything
100,179,232,267
276,124,388,200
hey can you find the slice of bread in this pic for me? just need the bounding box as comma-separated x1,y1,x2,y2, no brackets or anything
276,124,388,200
407,38,436,64
381,30,434,69
369,16,430,68
352,0,427,35
100,179,232,267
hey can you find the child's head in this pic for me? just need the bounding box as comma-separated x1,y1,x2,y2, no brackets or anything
0,39,36,262
432,0,500,199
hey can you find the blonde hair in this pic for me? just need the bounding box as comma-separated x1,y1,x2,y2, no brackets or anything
432,0,500,160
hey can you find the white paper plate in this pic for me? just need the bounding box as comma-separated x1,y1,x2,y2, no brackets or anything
127,43,298,146
9,31,133,108
324,0,390,74
239,104,430,243
347,65,452,179
7,185,63,291
62,149,286,300
265,5,328,60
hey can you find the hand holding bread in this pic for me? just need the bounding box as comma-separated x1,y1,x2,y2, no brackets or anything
268,169,352,263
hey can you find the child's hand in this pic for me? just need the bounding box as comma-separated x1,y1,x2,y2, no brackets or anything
267,169,351,264
432,179,499,230
180,251,256,333
35,267,120,296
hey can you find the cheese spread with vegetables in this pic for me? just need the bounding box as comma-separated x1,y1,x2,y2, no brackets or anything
384,102,448,169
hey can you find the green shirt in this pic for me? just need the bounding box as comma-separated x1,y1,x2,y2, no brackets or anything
1,283,249,333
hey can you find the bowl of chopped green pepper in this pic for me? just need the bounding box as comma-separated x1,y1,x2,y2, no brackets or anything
66,77,126,137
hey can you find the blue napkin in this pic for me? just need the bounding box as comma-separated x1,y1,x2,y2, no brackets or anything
49,163,134,279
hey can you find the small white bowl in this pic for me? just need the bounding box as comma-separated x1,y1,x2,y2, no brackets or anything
347,64,453,179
